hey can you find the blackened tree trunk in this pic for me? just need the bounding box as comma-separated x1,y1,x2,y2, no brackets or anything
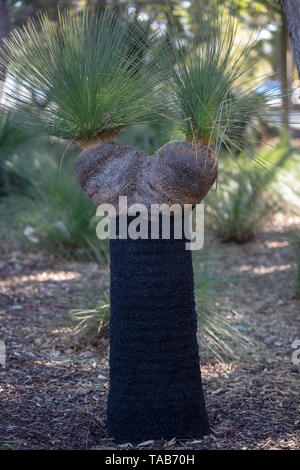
280,0,300,76
107,215,210,443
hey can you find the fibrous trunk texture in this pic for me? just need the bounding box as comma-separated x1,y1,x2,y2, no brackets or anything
74,140,217,210
108,216,210,443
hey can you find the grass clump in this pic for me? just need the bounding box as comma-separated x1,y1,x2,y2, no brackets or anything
71,290,110,344
162,10,279,159
194,253,256,362
1,10,163,148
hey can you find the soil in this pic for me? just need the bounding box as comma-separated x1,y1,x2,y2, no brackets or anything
0,213,299,450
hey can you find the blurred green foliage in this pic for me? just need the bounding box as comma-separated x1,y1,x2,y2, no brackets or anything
0,110,34,194
118,120,183,154
0,136,109,262
204,134,294,243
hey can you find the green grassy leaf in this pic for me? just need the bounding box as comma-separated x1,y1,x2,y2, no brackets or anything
161,9,280,160
1,10,164,148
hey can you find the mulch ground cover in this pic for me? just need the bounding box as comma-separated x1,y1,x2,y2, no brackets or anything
0,217,299,450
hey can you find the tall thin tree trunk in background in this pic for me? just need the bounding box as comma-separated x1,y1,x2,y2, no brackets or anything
0,0,9,97
280,12,290,129
50,0,59,22
280,0,300,76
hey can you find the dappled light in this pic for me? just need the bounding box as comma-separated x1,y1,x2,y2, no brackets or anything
264,240,289,249
0,0,299,453
238,263,292,274
0,270,82,288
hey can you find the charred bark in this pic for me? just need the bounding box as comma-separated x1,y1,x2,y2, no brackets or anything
107,215,210,443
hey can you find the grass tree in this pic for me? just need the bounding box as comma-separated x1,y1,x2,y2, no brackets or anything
1,8,278,443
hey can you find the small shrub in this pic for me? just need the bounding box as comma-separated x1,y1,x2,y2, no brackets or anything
1,142,109,262
205,135,293,243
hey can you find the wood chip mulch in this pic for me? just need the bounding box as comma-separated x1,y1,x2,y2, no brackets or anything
0,216,299,450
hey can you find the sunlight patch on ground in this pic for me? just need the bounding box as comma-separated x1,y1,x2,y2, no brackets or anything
32,358,107,376
202,362,239,379
0,383,17,394
0,270,82,288
50,327,73,335
264,240,289,249
270,212,300,229
257,435,299,450
238,264,292,274
33,359,72,367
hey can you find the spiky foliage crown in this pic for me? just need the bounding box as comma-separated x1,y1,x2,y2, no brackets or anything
163,12,277,155
1,10,163,148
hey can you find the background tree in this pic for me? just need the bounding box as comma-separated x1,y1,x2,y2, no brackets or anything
280,0,300,76
0,0,9,92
